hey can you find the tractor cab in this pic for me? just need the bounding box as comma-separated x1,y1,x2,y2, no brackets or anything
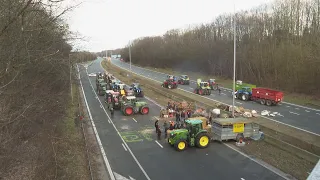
208,79,216,85
123,96,137,104
168,119,210,151
200,82,209,88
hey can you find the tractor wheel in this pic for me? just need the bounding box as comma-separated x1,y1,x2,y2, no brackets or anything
123,106,134,116
168,84,172,89
140,91,144,97
241,94,249,101
208,89,211,95
194,89,197,94
266,100,272,106
140,106,149,115
174,139,187,151
260,99,266,105
196,133,210,148
161,84,164,87
199,89,203,95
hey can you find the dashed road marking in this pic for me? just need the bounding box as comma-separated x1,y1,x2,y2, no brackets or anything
108,120,111,124
155,140,163,148
286,106,290,108
132,118,137,122
189,87,193,90
241,178,245,180
295,108,300,110
221,93,226,95
289,111,300,115
236,102,243,104
316,113,320,115
154,116,159,120
100,105,103,108
305,110,310,112
122,143,128,151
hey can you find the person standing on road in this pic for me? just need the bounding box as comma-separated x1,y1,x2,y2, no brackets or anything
155,120,159,133
163,121,169,137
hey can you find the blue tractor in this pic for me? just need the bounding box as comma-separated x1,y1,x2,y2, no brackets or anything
234,87,252,101
131,83,144,97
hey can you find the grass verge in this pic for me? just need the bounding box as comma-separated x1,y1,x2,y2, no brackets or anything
55,83,90,179
103,60,319,180
135,64,320,108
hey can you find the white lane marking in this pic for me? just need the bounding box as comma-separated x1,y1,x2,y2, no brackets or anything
109,61,320,137
221,93,226,95
100,104,103,108
224,143,291,180
85,69,151,180
122,143,128,151
305,110,310,112
295,108,300,110
155,140,163,148
289,111,300,115
236,102,243,104
154,116,159,120
241,178,245,180
189,87,193,90
77,64,116,180
286,106,290,108
132,118,137,123
108,119,111,124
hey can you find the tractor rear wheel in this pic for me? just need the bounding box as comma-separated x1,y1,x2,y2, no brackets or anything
196,133,210,148
123,106,134,116
140,106,149,115
242,94,249,101
174,140,187,151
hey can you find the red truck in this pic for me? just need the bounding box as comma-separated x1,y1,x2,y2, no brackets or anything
251,88,284,106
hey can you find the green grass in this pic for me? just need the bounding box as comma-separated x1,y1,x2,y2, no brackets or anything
137,65,320,108
56,83,89,179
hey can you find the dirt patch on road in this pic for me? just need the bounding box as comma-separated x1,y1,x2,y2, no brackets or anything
102,60,318,180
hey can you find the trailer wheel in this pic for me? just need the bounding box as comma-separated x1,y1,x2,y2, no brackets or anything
266,100,272,106
260,99,266,105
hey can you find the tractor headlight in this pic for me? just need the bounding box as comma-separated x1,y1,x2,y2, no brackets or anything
170,133,176,138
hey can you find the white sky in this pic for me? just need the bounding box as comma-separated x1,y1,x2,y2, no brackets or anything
66,0,272,52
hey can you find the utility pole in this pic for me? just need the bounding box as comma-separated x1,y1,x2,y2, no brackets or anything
232,0,236,118
129,41,132,72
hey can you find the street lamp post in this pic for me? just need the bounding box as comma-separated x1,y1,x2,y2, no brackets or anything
232,1,236,118
129,41,132,72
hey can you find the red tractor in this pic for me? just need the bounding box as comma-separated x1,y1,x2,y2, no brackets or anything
161,79,178,89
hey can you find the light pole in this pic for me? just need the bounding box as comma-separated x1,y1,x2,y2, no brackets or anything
232,0,236,118
129,40,132,72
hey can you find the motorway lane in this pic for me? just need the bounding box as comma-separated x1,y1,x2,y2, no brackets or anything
82,59,287,180
79,65,148,180
111,58,320,135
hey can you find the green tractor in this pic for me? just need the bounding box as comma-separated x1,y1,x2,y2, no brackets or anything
168,119,210,151
194,79,211,95
96,81,108,96
120,96,150,116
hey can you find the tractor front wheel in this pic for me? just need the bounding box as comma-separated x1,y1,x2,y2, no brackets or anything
168,84,172,89
140,106,149,115
174,140,187,151
196,133,210,148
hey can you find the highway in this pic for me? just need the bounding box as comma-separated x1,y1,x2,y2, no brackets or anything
111,58,320,136
78,59,288,180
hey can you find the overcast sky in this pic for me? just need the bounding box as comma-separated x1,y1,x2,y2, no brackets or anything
66,0,272,52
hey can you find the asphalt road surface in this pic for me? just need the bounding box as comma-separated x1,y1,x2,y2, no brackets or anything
110,58,320,136
78,59,288,180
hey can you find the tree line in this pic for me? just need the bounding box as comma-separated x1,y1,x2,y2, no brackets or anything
120,0,320,95
0,0,95,178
